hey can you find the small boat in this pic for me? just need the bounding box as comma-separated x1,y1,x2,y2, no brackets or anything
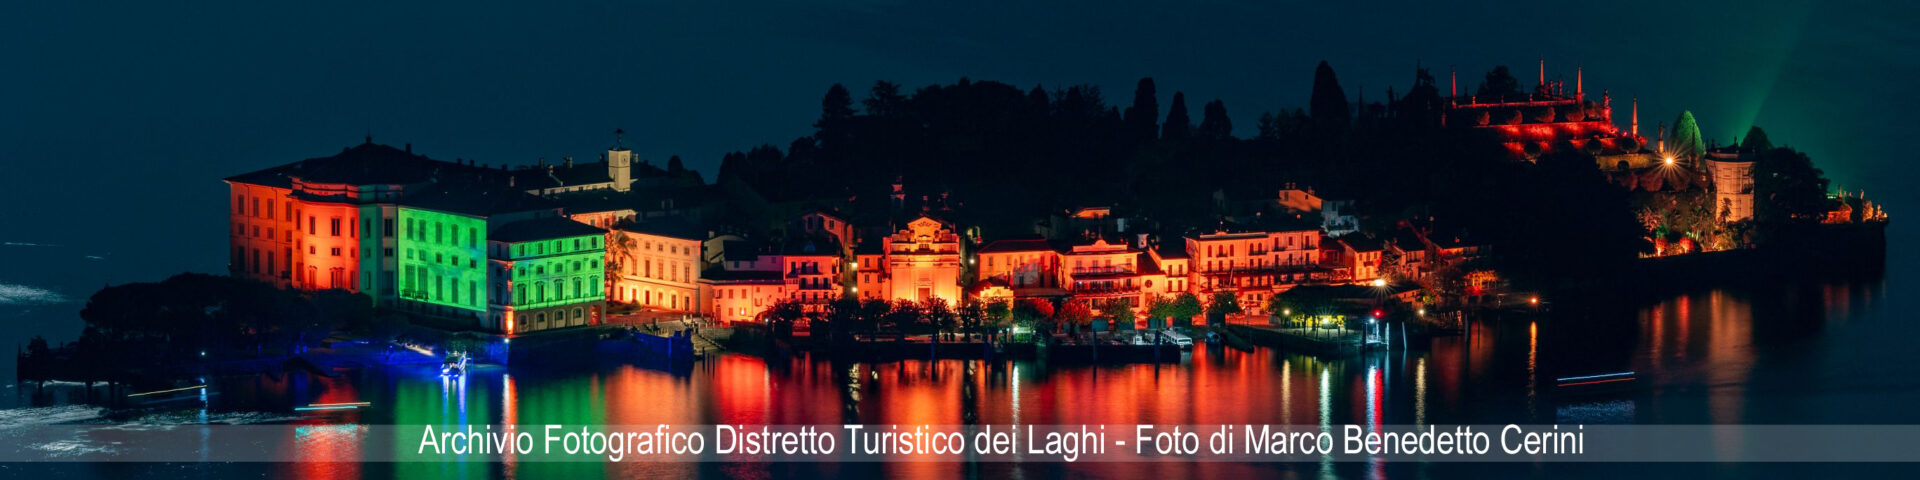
296,401,370,412
440,352,470,377
126,384,209,406
1552,371,1638,396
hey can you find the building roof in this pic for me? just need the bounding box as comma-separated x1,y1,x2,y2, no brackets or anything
508,160,613,191
1153,241,1189,259
618,218,707,241
720,240,762,262
1135,253,1164,275
1336,234,1386,252
978,237,1056,254
401,179,559,217
489,217,606,243
226,142,476,188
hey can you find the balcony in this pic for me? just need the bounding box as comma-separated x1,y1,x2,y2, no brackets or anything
1070,266,1135,277
1071,283,1140,296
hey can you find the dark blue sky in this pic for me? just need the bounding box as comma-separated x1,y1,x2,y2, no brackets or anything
2,0,1914,280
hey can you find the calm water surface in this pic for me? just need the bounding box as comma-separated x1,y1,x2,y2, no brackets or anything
3,240,1912,479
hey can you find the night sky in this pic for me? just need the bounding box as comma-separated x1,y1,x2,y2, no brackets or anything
1,1,1916,344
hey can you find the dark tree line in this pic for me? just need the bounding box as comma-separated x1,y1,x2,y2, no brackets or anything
712,63,1689,292
18,274,381,388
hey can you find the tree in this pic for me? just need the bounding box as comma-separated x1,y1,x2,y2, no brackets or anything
666,155,686,173
817,83,855,129
1309,61,1351,128
1163,92,1191,140
984,299,1011,330
1013,298,1055,334
826,296,861,341
1741,125,1773,151
885,300,922,335
1103,298,1137,331
1143,295,1172,329
922,297,956,339
957,299,987,340
1753,146,1833,224
1167,292,1203,328
1124,77,1159,141
1670,111,1705,162
815,83,856,151
1205,291,1242,325
1199,99,1232,139
863,80,907,119
857,298,892,334
1477,65,1520,98
1056,302,1094,329
1273,286,1339,327
769,299,805,329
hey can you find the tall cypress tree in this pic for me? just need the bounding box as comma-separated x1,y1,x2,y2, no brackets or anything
815,83,856,151
1309,61,1350,128
1670,110,1705,161
1124,77,1159,141
1163,92,1191,140
1199,99,1232,139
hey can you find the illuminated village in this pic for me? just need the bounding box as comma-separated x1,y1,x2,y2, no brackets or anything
207,60,1886,362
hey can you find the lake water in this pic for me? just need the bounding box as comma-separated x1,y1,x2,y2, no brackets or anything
3,258,1911,478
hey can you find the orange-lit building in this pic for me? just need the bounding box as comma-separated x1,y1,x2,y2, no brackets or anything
1324,235,1385,282
1061,237,1154,311
976,238,1062,302
1185,218,1326,317
697,234,847,324
608,219,704,312
881,216,964,305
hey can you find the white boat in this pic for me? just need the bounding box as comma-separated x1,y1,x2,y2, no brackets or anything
439,352,470,377
1159,330,1194,349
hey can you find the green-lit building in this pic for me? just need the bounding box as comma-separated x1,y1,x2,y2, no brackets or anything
488,217,608,333
395,181,607,334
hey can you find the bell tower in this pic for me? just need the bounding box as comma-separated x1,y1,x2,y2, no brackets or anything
609,128,633,192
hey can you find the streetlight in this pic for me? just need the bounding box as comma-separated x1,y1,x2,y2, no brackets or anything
1371,278,1387,288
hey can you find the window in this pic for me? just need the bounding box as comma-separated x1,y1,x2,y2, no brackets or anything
235,195,245,214
384,218,395,238
468,228,477,248
330,218,340,236
309,217,316,235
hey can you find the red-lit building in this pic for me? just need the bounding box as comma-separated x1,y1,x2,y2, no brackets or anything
1445,62,1651,165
